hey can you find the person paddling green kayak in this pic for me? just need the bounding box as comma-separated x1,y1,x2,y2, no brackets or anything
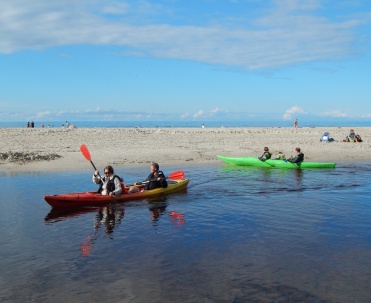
258,147,272,161
285,147,304,165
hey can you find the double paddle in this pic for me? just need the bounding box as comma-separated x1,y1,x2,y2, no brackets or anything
79,144,185,184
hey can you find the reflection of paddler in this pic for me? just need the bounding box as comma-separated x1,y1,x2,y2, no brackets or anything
95,204,125,235
149,205,167,222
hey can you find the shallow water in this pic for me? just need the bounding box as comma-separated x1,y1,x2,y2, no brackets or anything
0,163,370,303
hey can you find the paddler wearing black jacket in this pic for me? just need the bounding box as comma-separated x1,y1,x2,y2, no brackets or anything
258,147,272,161
128,163,167,193
287,147,304,165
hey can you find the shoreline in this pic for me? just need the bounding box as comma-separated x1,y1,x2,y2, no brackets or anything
1,127,370,172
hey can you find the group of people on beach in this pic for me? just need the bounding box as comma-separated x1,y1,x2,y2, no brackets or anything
258,147,304,165
292,119,363,143
92,162,168,197
320,129,363,143
26,120,71,128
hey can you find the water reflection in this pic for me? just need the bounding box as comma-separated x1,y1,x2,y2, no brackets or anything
294,168,303,183
218,164,308,194
45,199,186,257
148,202,168,224
94,203,125,236
44,207,99,223
80,235,93,256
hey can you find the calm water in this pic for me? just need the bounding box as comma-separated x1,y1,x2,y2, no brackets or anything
1,118,371,128
0,163,370,303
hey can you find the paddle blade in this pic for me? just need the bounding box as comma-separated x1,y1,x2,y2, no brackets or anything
80,144,91,161
168,170,184,180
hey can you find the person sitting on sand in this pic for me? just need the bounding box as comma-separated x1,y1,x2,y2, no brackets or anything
93,165,123,196
343,129,360,142
258,147,272,161
320,131,334,142
128,163,167,193
286,147,304,165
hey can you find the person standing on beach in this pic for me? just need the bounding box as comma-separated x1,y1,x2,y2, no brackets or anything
293,119,298,129
287,147,304,165
93,165,123,197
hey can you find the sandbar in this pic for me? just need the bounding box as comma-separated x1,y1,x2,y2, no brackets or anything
0,127,369,172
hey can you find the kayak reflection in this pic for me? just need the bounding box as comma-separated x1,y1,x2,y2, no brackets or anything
44,206,99,223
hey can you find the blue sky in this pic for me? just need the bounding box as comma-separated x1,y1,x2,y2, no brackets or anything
1,0,371,123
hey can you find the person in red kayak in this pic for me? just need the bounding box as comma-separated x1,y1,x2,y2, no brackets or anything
128,163,167,193
93,165,123,197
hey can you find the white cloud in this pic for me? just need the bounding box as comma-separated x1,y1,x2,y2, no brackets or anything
35,111,51,118
210,108,225,114
193,110,204,118
272,0,321,12
102,1,129,15
0,1,367,69
180,112,189,119
319,110,348,118
282,106,304,120
85,108,102,113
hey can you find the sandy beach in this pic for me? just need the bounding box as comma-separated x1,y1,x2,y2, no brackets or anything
0,126,370,172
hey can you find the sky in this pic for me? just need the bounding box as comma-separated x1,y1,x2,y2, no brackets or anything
1,0,371,123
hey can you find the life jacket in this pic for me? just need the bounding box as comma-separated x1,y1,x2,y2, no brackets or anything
98,175,126,194
259,151,272,161
288,152,304,165
297,152,304,164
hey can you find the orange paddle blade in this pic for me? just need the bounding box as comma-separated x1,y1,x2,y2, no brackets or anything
168,170,184,180
80,144,91,161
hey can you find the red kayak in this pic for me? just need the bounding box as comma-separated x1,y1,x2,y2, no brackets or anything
44,178,189,208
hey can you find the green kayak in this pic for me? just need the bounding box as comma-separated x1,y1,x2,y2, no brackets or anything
217,155,336,169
